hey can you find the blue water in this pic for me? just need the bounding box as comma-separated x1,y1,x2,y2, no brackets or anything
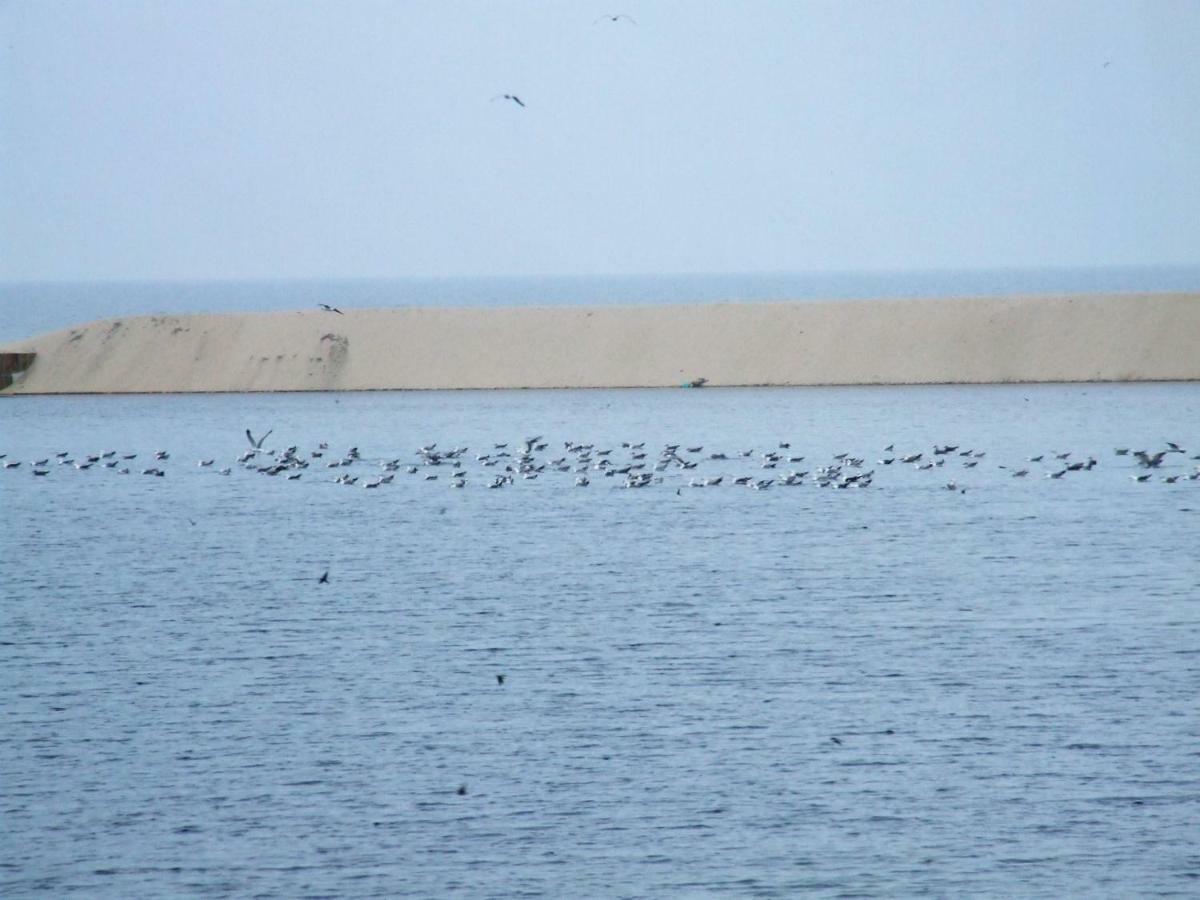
2,384,1198,897
2,265,1200,343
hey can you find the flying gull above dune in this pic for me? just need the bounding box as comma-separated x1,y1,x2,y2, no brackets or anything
492,94,525,107
318,303,343,314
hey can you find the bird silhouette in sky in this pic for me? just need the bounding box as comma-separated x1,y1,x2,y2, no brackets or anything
318,303,343,314
595,14,636,24
492,94,525,107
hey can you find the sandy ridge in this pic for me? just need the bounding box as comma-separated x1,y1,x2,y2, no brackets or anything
1,293,1197,394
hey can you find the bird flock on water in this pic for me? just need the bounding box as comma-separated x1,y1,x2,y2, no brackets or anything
4,432,1196,490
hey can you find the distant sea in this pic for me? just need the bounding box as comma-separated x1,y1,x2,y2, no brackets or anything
2,265,1199,343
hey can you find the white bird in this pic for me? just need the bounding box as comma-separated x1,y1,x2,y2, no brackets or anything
246,429,272,449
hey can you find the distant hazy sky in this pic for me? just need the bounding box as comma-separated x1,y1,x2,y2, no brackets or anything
1,0,1197,281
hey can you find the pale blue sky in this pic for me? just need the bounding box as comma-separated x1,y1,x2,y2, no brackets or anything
1,0,1197,281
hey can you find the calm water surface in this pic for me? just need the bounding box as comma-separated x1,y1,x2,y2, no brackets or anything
2,384,1199,897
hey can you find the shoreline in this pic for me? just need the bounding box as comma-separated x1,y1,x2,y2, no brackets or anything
2,293,1197,394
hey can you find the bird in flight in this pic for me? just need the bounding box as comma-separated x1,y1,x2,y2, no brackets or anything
318,303,343,314
595,13,636,24
246,429,273,449
492,94,525,107
318,570,330,584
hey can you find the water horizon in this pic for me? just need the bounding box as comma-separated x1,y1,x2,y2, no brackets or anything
3,264,1199,344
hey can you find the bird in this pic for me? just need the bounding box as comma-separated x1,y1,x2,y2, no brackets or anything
1134,450,1167,469
492,94,525,107
456,784,468,796
318,303,343,314
595,14,636,25
496,674,505,685
246,429,273,449
830,736,842,745
318,570,330,584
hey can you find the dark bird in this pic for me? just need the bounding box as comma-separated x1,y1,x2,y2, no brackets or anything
492,94,525,107
318,570,330,584
830,736,842,745
496,674,506,685
1134,450,1167,469
456,784,468,796
246,429,273,449
595,13,636,24
318,303,343,314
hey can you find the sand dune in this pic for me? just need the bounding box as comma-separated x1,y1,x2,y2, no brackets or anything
1,293,1196,394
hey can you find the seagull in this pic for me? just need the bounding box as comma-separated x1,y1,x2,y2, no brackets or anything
318,570,330,584
1134,450,1167,469
318,303,343,314
492,94,525,107
246,429,273,449
594,13,636,24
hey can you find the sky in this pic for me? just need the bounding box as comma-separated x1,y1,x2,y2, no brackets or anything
1,0,1198,282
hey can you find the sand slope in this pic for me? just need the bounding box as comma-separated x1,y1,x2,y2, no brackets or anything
1,293,1197,394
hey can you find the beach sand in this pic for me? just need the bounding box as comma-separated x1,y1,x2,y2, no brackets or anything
1,293,1196,394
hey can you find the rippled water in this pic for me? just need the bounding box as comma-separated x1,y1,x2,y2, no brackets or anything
3,384,1199,897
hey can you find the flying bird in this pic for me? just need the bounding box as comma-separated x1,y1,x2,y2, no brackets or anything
594,13,636,24
318,303,343,314
246,429,273,449
492,94,525,107
318,570,330,584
